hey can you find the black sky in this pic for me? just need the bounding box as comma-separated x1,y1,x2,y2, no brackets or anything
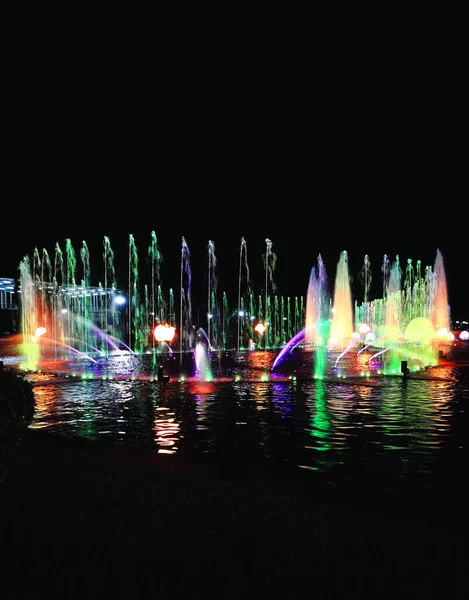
2,92,467,320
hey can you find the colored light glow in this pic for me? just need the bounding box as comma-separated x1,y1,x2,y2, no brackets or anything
153,324,176,342
34,327,47,339
328,251,354,350
114,295,126,305
254,323,265,334
436,327,453,340
459,330,469,341
404,317,435,344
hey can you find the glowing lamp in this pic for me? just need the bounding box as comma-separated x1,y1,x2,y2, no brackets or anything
459,330,469,341
436,327,453,341
254,323,265,335
114,295,126,305
153,324,176,342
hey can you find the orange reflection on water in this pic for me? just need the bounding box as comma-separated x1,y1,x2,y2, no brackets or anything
153,407,180,455
29,382,58,423
247,351,275,373
357,383,374,402
190,381,215,395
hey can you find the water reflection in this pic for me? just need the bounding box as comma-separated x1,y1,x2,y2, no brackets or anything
154,405,180,455
25,358,467,486
311,381,331,450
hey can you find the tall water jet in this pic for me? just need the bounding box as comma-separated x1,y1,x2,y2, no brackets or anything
384,256,402,341
40,248,54,353
305,267,319,345
359,254,372,327
195,341,212,381
382,254,390,299
314,256,331,378
328,251,354,350
65,239,77,348
263,238,277,349
168,288,175,328
375,255,403,372
103,235,118,353
53,243,65,352
65,239,77,287
237,237,251,352
305,255,330,345
361,254,372,304
403,258,415,325
432,248,450,333
180,237,192,362
128,234,143,353
207,240,218,349
19,256,39,369
157,285,166,325
148,231,163,355
80,241,92,354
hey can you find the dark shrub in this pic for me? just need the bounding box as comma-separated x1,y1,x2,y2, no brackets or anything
0,365,36,445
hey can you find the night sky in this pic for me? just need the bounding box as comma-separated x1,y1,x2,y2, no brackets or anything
3,56,466,320
1,200,466,321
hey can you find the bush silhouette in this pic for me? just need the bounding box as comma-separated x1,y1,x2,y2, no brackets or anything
0,365,36,445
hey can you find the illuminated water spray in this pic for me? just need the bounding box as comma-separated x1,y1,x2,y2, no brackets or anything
328,251,354,350
377,255,402,371
180,237,192,362
305,267,319,345
103,236,117,353
359,254,372,327
195,341,212,381
237,237,251,351
148,232,163,362
263,238,277,349
305,254,330,346
19,256,39,369
80,241,92,354
207,240,218,348
128,234,144,353
385,256,402,340
433,248,450,333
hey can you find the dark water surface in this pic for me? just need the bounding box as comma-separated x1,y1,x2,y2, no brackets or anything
22,350,467,493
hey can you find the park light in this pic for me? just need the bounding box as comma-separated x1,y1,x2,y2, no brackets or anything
254,323,265,335
153,324,176,342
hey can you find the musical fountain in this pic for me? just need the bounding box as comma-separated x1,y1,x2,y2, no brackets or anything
272,248,453,380
4,234,454,386
2,234,465,488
